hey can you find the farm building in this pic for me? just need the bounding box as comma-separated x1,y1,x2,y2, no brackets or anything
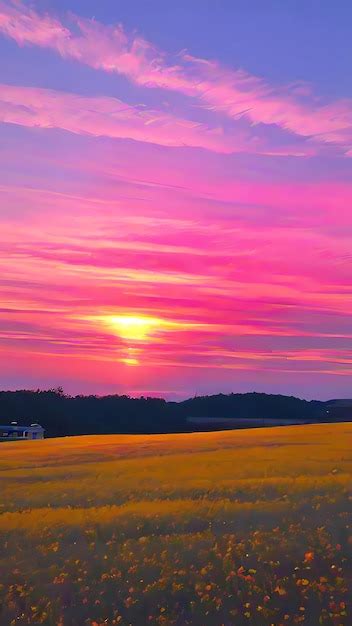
0,423,44,441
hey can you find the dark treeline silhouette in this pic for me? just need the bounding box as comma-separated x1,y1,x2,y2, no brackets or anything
0,388,349,438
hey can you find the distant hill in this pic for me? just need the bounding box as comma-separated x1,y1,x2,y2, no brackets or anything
0,388,350,438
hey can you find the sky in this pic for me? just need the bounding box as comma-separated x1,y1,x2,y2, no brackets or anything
0,1,351,400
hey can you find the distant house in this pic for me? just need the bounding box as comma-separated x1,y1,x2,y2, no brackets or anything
0,422,44,441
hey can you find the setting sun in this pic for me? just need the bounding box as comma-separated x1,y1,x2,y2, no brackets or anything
79,313,197,350
107,315,166,341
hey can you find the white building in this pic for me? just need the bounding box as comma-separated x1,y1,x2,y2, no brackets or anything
0,422,45,441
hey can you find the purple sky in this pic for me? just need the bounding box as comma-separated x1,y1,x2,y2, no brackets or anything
0,0,351,399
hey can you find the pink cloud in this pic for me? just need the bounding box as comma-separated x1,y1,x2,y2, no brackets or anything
1,172,351,331
0,0,68,46
1,1,352,154
0,83,249,153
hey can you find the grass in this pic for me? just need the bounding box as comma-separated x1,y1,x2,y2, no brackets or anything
0,423,351,625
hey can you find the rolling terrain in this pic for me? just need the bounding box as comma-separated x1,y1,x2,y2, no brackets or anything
0,424,351,625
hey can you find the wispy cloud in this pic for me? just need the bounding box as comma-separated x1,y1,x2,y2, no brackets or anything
0,83,250,153
1,1,352,154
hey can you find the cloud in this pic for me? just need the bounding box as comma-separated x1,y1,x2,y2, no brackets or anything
0,83,250,153
0,82,315,156
1,1,352,154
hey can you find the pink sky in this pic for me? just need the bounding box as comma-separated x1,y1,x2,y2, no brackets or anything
0,1,351,398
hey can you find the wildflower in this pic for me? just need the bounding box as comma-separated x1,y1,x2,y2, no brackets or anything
274,586,287,596
297,578,309,586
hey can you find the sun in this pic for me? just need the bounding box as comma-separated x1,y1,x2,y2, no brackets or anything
80,312,197,354
107,315,163,341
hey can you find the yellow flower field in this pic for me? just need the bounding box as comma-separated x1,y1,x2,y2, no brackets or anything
0,424,351,625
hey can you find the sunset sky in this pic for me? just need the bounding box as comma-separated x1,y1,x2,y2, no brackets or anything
0,0,351,399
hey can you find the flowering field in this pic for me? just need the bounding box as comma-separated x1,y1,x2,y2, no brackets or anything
0,424,351,625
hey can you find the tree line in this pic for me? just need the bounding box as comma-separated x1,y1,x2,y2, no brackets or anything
0,388,340,438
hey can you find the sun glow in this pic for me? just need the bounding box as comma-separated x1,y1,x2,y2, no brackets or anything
107,315,166,341
79,314,200,365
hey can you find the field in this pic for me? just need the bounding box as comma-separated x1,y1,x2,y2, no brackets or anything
0,424,351,626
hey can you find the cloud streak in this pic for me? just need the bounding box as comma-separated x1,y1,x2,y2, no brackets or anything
0,83,246,153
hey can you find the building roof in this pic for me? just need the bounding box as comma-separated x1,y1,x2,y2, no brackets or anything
0,424,44,431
